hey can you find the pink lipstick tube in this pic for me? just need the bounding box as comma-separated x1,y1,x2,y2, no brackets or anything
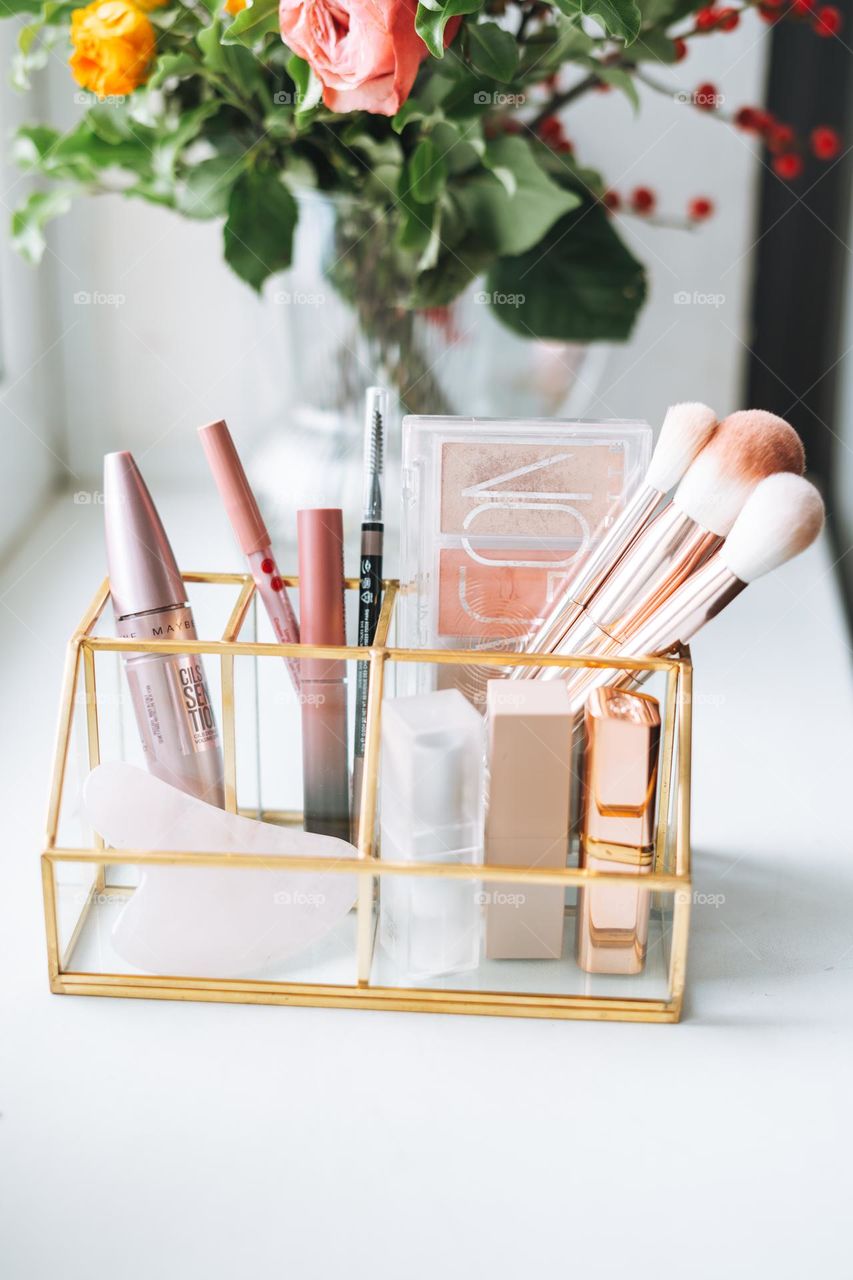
104,452,224,808
297,509,350,842
198,419,301,692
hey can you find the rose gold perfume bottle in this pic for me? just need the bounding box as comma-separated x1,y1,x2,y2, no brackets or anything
576,687,660,975
104,451,224,807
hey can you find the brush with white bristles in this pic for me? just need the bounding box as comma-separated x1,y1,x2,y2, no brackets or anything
563,473,825,711
531,408,806,680
518,403,718,673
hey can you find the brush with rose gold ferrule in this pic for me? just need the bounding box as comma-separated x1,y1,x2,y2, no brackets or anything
533,409,806,681
516,402,718,676
198,418,301,693
104,450,225,808
562,473,826,712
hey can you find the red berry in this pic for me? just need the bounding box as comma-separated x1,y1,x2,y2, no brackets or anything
811,125,842,159
773,152,804,179
557,139,574,153
538,115,563,142
717,7,739,28
630,186,656,213
270,575,283,592
673,37,688,60
603,190,621,211
260,557,275,574
791,0,816,12
758,5,782,20
768,122,796,153
688,196,715,220
695,7,719,29
694,82,720,110
734,106,760,130
813,5,842,34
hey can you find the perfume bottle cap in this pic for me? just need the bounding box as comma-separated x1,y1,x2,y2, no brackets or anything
582,687,661,850
103,451,186,618
197,419,270,555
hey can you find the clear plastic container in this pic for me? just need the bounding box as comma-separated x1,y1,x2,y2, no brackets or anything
379,689,485,979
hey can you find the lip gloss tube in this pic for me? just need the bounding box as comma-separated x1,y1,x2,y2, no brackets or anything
197,419,301,692
297,509,350,841
104,451,225,807
576,687,660,975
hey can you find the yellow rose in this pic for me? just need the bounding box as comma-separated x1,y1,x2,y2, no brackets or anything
134,0,168,9
224,0,247,12
69,0,157,99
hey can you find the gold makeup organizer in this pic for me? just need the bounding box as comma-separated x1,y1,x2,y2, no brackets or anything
42,571,693,1024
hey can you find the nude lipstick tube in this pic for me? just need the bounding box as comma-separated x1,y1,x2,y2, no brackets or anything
104,451,224,808
197,419,301,693
576,687,660,975
297,508,350,842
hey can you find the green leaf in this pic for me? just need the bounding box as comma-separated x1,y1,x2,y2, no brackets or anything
637,0,697,24
597,66,640,111
12,125,60,170
408,138,448,204
11,188,72,264
487,202,646,342
223,0,280,45
392,98,433,134
0,0,46,14
148,52,202,88
467,21,518,83
555,0,641,43
631,27,680,62
224,168,297,290
178,154,247,219
415,0,482,60
520,15,593,76
430,119,483,175
455,135,580,257
286,53,323,116
198,16,263,88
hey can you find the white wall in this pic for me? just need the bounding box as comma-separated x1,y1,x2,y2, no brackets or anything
0,27,67,555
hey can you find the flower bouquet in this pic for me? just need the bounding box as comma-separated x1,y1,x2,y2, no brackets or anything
3,0,843,376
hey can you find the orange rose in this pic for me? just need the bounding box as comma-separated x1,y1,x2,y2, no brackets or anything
70,0,157,99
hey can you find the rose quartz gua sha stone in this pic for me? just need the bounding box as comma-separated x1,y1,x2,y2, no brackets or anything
83,762,358,978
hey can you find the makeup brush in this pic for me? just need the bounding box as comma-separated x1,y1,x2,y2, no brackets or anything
563,472,825,712
532,409,806,678
523,402,718,664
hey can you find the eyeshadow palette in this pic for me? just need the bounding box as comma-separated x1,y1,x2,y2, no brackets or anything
398,416,652,701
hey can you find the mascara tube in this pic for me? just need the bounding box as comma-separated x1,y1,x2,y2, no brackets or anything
104,452,225,807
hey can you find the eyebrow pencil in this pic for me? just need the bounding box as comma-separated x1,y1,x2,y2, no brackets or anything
104,451,225,807
352,387,387,840
197,419,301,693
